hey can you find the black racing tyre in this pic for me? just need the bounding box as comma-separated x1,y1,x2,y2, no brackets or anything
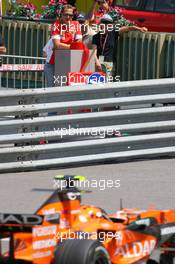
160,253,174,264
53,239,111,264
146,259,159,264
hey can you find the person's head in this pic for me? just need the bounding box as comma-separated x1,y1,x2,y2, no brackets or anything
76,12,89,35
61,5,74,24
100,14,113,33
97,0,112,11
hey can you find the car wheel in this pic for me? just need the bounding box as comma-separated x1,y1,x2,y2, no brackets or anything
53,239,111,264
146,259,159,264
160,253,174,264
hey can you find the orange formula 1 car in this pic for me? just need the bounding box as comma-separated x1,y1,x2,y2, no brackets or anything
0,175,175,264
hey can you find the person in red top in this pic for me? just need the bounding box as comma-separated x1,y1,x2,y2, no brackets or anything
45,4,82,87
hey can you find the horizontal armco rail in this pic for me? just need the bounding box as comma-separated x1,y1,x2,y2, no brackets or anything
0,132,175,163
1,106,175,135
0,78,175,106
1,93,175,116
0,146,175,172
0,78,175,171
1,119,175,145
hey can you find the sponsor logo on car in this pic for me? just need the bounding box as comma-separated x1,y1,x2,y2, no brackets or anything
33,251,51,259
114,239,156,258
0,214,43,225
33,239,57,249
33,225,57,237
42,208,56,215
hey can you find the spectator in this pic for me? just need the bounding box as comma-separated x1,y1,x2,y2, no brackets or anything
0,35,6,68
88,0,133,27
76,12,96,49
92,14,147,80
45,4,82,87
88,0,113,24
43,38,54,87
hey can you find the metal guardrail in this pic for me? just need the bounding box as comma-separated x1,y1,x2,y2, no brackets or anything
117,32,175,81
0,93,175,116
0,132,175,163
1,106,175,136
0,55,46,88
0,19,50,58
0,78,175,105
0,78,175,172
1,146,175,172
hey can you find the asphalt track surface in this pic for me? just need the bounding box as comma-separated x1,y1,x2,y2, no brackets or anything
0,158,175,262
0,158,174,214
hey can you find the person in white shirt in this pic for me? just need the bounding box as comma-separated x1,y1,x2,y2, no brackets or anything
43,38,54,87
